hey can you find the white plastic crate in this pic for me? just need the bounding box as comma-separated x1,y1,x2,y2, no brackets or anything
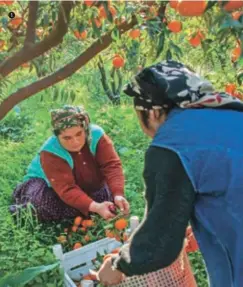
53,237,122,287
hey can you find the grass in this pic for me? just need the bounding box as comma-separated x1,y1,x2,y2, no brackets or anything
0,92,208,286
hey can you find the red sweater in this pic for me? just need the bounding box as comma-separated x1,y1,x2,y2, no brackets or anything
40,134,124,216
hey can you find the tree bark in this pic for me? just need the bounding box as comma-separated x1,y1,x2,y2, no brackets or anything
24,1,39,46
0,16,138,120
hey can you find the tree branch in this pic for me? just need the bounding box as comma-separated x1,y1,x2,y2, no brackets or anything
24,1,39,46
0,16,138,120
110,67,116,96
98,60,114,102
116,69,123,95
0,1,74,78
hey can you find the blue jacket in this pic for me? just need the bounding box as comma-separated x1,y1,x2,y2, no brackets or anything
151,108,243,287
23,124,104,187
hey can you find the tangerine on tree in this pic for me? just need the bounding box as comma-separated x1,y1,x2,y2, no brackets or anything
177,0,207,17
112,55,125,69
80,30,87,40
129,29,141,39
220,0,243,12
167,20,182,33
231,44,241,62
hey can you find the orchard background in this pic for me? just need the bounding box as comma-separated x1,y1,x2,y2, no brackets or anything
0,0,243,286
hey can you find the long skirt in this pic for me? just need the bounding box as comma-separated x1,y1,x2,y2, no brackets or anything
9,178,113,222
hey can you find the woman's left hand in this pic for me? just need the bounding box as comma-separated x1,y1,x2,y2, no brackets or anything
97,257,124,286
114,196,130,215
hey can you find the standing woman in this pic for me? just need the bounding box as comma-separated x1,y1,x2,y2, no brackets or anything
10,105,129,222
97,60,243,287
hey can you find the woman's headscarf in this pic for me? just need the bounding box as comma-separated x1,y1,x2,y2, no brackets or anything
123,60,243,112
50,105,91,143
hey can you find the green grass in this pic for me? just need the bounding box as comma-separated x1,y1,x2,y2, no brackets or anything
0,93,208,286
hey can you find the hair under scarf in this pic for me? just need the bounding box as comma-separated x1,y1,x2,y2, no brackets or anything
123,60,243,112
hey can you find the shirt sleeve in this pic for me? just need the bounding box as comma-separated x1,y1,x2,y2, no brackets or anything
95,134,125,197
111,146,195,276
40,151,93,216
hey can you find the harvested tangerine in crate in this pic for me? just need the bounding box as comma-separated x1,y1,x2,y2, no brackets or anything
114,218,128,230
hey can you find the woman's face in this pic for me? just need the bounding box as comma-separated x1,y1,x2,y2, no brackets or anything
58,126,86,152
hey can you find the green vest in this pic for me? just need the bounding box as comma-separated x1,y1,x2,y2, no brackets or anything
23,124,104,187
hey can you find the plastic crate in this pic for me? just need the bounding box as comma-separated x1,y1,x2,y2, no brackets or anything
53,237,122,287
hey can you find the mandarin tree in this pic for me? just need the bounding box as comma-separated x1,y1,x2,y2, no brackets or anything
0,0,243,120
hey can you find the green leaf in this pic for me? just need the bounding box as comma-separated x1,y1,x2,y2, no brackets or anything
0,262,59,287
103,2,113,23
156,32,165,58
205,0,218,12
1,17,8,28
43,14,49,28
70,91,76,103
170,42,183,58
166,49,172,60
111,27,120,42
91,17,102,39
52,87,59,102
237,71,243,85
220,18,243,30
52,11,57,22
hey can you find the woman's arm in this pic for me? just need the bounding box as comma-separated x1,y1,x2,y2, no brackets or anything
40,151,93,216
95,134,125,197
111,146,195,276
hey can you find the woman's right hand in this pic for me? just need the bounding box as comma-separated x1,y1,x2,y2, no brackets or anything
89,201,116,220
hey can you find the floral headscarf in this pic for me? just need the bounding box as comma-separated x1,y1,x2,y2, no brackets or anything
51,105,91,143
123,60,243,112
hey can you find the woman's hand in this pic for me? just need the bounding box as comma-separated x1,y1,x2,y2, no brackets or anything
114,196,130,215
97,257,124,286
89,201,116,220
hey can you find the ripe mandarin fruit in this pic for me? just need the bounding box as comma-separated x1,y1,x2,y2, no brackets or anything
57,235,67,244
177,0,207,16
80,30,87,40
167,20,182,33
84,0,93,7
129,29,141,39
84,235,90,242
105,229,115,238
189,31,204,47
10,17,22,28
82,219,94,228
73,242,82,250
220,0,243,12
72,225,78,232
99,5,117,19
225,83,236,95
231,44,241,62
74,216,83,226
112,55,125,68
169,0,179,9
74,30,81,39
114,218,128,230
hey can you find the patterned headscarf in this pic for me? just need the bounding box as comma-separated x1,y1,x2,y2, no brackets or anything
123,60,243,112
51,105,91,143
